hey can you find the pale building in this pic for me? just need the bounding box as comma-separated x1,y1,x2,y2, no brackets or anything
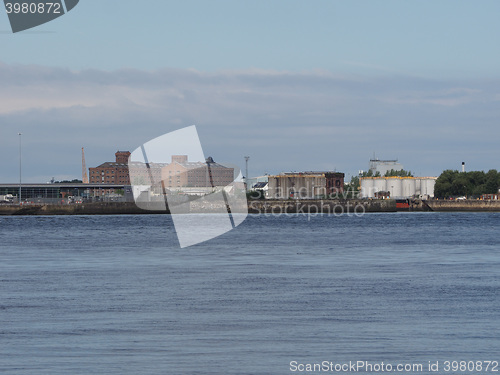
369,158,404,176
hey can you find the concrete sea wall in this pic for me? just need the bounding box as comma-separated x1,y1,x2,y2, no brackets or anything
0,202,167,215
1,199,499,215
0,200,396,215
248,199,396,214
425,200,500,212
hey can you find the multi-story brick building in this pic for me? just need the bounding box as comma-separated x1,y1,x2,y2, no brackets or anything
90,152,233,192
128,161,166,187
161,155,234,189
89,151,132,185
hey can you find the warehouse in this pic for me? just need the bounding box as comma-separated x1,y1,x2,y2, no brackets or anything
267,172,344,199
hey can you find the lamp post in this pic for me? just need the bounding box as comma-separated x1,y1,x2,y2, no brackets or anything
244,156,250,192
18,132,22,204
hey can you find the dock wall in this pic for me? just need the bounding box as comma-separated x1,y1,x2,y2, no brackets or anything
0,202,166,216
1,199,499,215
425,200,500,212
248,199,396,214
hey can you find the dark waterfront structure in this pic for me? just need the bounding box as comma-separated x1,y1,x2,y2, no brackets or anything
267,172,345,199
0,183,132,203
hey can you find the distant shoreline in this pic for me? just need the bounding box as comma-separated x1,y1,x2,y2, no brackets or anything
1,199,499,216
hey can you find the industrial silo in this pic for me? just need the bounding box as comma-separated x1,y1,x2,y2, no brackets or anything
386,177,402,198
402,178,416,198
421,178,436,198
374,178,387,194
414,178,422,196
360,178,374,198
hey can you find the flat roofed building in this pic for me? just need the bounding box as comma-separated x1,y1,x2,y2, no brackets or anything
161,155,234,189
268,172,344,199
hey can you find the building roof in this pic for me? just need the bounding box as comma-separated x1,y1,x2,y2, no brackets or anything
360,176,437,180
253,182,268,189
93,162,129,168
172,161,232,170
128,162,168,168
272,171,344,177
95,161,169,169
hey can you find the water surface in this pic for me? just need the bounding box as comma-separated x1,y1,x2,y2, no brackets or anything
1,213,499,374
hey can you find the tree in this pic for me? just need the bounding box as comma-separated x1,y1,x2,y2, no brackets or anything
384,169,413,177
434,169,500,198
435,169,458,198
485,169,499,194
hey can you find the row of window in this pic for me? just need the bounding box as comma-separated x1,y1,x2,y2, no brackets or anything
90,169,129,175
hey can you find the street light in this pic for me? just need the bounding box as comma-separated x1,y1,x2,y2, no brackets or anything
18,132,22,204
244,156,250,192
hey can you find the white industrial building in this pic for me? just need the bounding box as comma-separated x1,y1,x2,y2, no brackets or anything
360,177,437,199
369,158,404,176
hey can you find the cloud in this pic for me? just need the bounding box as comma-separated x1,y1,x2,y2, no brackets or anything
381,87,483,106
0,62,499,182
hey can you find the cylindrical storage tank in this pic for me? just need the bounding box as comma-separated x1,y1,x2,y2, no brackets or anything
360,178,374,198
402,178,416,197
414,178,422,196
424,178,436,197
419,178,427,196
374,178,387,195
386,177,402,198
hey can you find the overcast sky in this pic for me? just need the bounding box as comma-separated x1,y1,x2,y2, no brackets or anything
1,0,499,182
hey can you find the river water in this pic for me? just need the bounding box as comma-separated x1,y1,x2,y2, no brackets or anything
1,212,499,374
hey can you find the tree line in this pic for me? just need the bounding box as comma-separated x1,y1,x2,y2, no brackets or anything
434,169,500,198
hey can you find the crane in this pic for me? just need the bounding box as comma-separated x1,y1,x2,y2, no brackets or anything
82,147,89,183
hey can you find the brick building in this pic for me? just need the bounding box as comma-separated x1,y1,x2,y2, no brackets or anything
161,155,234,189
89,151,132,184
267,172,345,199
90,152,233,192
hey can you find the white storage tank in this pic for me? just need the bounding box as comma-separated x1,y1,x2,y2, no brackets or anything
386,177,402,198
374,178,387,194
402,178,416,197
421,178,436,198
360,178,374,198
414,178,422,196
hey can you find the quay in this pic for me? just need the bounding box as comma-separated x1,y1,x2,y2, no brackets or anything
1,199,500,216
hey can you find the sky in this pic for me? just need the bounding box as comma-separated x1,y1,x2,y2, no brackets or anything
1,0,500,182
